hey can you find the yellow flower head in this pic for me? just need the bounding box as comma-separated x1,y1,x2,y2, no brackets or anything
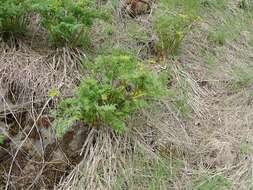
148,59,157,65
178,14,189,20
139,63,145,71
120,55,130,61
176,31,183,36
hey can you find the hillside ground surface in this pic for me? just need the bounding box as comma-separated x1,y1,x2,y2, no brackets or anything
0,0,253,189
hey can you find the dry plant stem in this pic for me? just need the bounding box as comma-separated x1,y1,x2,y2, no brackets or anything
27,164,46,190
5,97,52,190
0,93,31,147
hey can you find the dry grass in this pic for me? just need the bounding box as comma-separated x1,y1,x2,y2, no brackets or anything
1,0,253,189
0,40,86,189
56,102,187,190
58,1,253,189
0,42,84,105
169,5,253,188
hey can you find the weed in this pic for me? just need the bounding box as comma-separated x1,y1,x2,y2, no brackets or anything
172,74,191,118
104,24,115,36
128,21,149,42
0,0,31,38
231,66,253,90
53,51,168,136
208,30,227,45
174,94,190,118
32,0,110,47
204,53,218,67
110,0,120,9
198,47,220,72
201,0,228,10
154,0,200,57
112,150,183,190
192,175,231,190
208,10,253,45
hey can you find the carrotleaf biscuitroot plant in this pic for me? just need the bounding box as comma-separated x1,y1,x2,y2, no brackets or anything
0,0,31,38
32,0,110,47
53,52,168,136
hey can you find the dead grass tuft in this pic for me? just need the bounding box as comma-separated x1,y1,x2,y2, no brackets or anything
0,43,84,106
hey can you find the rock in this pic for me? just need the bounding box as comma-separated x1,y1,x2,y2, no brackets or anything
58,122,90,164
239,30,251,45
201,22,209,33
123,0,151,17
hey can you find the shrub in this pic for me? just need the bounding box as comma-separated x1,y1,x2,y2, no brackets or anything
0,0,31,38
53,52,167,136
32,0,109,47
154,0,200,57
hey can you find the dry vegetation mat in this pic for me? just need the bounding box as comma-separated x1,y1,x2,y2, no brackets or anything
0,0,253,189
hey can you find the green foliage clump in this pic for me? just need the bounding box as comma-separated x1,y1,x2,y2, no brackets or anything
0,0,31,38
54,52,167,136
154,0,200,56
32,0,109,47
0,0,110,47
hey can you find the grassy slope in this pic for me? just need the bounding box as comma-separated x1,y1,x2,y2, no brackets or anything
174,1,253,189
0,0,253,189
62,1,253,189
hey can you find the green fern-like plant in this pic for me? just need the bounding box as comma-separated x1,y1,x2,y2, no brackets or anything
53,51,167,136
0,0,31,38
32,0,109,47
